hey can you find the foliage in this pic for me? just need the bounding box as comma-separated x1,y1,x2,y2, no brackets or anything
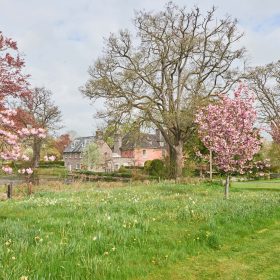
53,134,71,158
247,61,280,138
267,142,280,172
81,3,245,178
39,160,64,168
0,31,46,175
196,85,261,175
81,142,101,170
0,182,280,279
118,165,130,173
19,87,62,167
76,169,132,178
144,160,152,173
145,159,166,178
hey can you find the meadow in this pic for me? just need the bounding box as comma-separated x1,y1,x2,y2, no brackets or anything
0,180,280,279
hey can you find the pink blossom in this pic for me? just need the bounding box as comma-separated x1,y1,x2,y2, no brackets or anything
195,85,261,174
2,166,13,174
25,168,33,175
21,155,30,161
48,155,56,161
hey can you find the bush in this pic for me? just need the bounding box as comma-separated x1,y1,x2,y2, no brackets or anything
39,160,64,168
144,160,152,173
75,170,132,178
118,165,131,173
146,159,166,178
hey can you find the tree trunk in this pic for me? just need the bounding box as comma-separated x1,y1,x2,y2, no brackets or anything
168,145,176,179
32,138,42,168
209,149,213,181
169,141,184,180
224,175,230,199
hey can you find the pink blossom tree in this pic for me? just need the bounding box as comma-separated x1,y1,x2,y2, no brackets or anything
0,31,46,176
195,85,261,198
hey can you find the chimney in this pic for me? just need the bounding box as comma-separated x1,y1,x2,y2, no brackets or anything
95,129,103,141
113,133,122,155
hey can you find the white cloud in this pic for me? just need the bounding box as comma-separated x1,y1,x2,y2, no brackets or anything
1,0,280,135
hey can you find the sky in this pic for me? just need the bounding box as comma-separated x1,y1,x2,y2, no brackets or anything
1,0,280,136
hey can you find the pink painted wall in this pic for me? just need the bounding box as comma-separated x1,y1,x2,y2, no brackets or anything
121,148,165,166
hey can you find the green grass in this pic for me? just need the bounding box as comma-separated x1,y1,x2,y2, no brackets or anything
0,181,280,279
36,166,68,177
232,179,280,191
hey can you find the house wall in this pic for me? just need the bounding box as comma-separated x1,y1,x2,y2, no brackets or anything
63,153,82,171
106,157,135,171
121,148,166,167
63,141,113,172
121,149,134,158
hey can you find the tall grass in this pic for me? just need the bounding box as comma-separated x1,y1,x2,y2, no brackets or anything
0,182,279,279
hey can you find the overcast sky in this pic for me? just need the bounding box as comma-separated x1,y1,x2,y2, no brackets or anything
1,0,280,136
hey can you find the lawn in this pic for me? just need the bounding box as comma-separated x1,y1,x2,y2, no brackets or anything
232,179,280,191
0,181,280,279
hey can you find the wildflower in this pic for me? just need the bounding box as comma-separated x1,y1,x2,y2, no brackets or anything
104,251,109,256
5,239,12,246
20,277,28,280
93,236,97,241
112,247,116,251
26,168,33,175
11,256,16,260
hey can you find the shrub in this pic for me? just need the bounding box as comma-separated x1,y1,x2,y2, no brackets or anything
39,160,64,168
147,159,166,178
144,160,152,173
118,165,130,173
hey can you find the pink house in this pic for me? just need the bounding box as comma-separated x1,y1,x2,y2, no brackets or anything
63,129,168,172
113,129,168,167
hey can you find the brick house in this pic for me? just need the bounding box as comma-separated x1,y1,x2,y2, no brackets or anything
63,129,167,171
112,129,167,167
63,132,112,171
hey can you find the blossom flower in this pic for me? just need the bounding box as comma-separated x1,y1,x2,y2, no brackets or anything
2,166,13,174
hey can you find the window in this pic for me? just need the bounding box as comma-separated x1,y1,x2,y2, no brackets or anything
75,154,78,159
65,155,68,159
69,154,72,159
143,150,147,156
76,163,80,169
80,153,82,159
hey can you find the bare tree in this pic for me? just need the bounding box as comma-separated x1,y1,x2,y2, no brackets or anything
81,3,245,178
21,87,62,167
247,61,280,133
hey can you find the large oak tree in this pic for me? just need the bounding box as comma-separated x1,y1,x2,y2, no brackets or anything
81,3,245,178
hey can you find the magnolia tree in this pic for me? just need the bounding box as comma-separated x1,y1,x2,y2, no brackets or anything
0,31,46,176
195,85,261,198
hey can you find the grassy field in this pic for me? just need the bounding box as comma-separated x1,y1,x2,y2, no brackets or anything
0,181,280,279
232,179,280,191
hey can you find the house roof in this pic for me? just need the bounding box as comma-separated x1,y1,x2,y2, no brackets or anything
121,133,166,150
63,136,95,153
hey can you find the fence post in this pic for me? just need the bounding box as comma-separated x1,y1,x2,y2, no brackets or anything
28,182,33,196
7,183,13,199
